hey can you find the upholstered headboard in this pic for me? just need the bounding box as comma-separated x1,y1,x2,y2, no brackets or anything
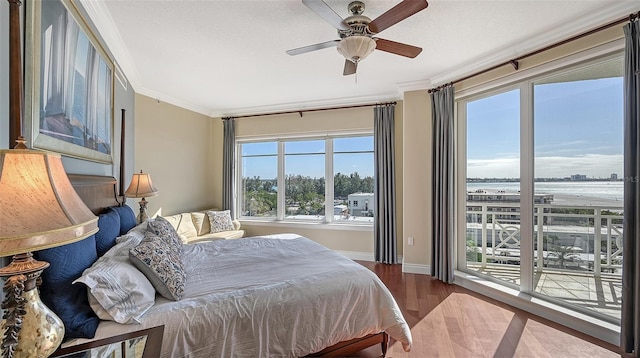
68,174,122,215
40,174,138,342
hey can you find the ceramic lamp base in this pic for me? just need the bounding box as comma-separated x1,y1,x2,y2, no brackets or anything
137,197,149,223
0,288,64,358
0,254,64,358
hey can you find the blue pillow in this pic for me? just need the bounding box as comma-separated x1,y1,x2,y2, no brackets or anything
112,205,137,235
95,207,121,257
34,235,100,340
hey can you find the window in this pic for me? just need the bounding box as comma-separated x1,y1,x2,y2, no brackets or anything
240,142,277,218
459,53,624,322
285,140,325,220
238,134,374,225
334,136,374,222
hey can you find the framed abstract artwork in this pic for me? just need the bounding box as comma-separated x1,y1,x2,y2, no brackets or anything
25,0,114,163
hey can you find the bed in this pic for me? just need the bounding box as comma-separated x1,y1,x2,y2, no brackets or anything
41,174,412,357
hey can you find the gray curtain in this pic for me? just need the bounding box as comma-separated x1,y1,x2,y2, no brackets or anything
622,18,640,356
222,118,236,218
374,104,397,264
430,85,455,283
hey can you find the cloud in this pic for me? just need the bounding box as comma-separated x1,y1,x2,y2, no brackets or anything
468,154,622,178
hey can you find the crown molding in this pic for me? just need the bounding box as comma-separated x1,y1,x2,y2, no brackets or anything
430,2,639,85
396,79,431,93
213,92,401,118
78,0,142,91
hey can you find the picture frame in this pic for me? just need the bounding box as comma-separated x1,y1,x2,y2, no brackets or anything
25,0,114,164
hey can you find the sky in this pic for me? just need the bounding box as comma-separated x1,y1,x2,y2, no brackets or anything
242,136,374,179
467,74,623,179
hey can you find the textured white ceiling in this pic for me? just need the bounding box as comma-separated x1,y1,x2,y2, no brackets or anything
81,0,639,117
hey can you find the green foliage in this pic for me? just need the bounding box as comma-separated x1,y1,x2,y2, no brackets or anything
466,238,480,262
242,172,373,216
334,172,374,199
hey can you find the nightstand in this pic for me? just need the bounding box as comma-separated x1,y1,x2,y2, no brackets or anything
51,325,164,358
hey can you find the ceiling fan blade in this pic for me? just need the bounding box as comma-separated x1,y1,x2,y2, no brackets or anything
368,0,428,34
302,0,351,31
374,38,422,58
286,40,340,56
343,60,357,76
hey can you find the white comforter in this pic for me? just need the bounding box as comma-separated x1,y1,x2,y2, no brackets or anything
73,234,412,357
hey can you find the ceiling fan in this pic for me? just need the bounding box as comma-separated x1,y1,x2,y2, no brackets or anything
286,0,428,76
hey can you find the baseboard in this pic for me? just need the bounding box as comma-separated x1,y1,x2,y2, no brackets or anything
401,260,431,275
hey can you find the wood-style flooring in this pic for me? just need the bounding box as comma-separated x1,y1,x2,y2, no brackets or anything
351,261,625,358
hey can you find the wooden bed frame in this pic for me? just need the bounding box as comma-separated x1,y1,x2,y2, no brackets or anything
67,174,389,357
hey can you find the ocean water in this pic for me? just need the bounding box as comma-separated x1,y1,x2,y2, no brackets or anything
467,181,624,205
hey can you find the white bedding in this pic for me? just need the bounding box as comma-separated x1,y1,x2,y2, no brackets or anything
68,234,412,357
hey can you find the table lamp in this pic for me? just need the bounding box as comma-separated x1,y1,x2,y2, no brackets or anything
0,1,99,357
125,170,159,223
0,148,99,358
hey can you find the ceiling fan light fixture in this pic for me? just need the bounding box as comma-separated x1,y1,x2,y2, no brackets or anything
337,36,376,63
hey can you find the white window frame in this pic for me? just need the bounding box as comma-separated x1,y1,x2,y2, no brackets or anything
236,131,375,228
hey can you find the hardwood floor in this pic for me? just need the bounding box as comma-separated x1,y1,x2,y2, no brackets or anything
352,261,624,358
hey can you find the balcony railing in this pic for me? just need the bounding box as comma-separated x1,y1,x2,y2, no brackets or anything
465,203,623,276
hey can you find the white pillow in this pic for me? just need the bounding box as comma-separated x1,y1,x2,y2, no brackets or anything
113,229,145,247
75,239,155,324
162,213,198,243
191,212,211,236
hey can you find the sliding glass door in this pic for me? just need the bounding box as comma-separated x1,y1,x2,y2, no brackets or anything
464,88,521,287
459,53,624,322
532,57,623,320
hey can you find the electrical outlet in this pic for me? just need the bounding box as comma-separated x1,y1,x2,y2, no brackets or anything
408,237,414,246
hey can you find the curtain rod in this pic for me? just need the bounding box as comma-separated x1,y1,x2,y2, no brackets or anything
429,11,640,93
222,101,397,120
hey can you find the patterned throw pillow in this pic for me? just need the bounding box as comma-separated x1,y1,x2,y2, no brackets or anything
146,216,183,253
206,210,235,233
129,231,186,301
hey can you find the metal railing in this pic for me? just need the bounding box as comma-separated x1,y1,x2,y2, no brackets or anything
466,203,623,276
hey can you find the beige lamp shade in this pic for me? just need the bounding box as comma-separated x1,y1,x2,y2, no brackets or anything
337,36,376,63
125,171,159,198
0,149,99,257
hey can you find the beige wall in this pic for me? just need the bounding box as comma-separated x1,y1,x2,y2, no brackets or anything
241,224,374,253
134,94,220,216
401,91,432,268
456,26,623,92
234,106,373,137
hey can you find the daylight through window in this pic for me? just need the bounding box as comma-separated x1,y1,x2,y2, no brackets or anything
238,135,374,224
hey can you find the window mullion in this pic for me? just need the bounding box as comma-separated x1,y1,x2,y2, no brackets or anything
325,138,334,223
235,143,243,219
277,141,285,221
520,81,534,293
